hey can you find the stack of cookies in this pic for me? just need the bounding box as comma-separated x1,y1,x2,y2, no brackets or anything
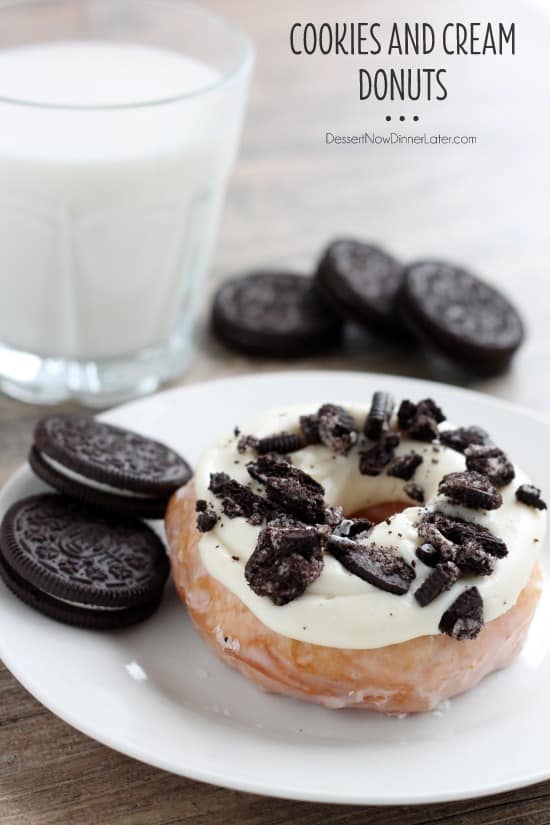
0,415,191,630
211,239,524,374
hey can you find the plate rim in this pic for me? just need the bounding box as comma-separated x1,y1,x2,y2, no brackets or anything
100,368,550,430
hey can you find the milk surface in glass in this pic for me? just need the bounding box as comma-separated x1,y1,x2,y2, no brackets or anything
0,42,241,361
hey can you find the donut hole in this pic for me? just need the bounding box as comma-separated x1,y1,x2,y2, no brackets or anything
352,501,408,524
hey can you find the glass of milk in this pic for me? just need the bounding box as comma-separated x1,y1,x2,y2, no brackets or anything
0,0,253,406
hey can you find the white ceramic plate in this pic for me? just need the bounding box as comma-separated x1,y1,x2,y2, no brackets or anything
1,371,549,805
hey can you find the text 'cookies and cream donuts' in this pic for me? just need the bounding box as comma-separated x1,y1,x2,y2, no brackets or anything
166,394,546,713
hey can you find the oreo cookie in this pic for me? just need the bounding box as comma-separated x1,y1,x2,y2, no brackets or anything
398,261,524,372
404,482,425,503
453,542,495,576
398,398,445,429
209,472,272,525
314,239,410,339
211,271,342,357
359,433,400,476
516,484,547,511
0,494,170,629
464,444,515,487
438,471,502,510
195,500,218,533
328,536,415,595
414,561,460,607
299,414,321,445
332,517,373,540
256,432,305,455
416,521,495,578
387,452,423,481
246,454,327,525
439,426,491,454
364,392,394,440
416,543,440,567
439,586,484,640
397,398,444,443
245,519,327,605
419,511,508,558
29,414,191,520
264,471,326,525
317,403,359,455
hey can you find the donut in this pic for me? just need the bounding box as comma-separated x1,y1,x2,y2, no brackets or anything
165,394,546,713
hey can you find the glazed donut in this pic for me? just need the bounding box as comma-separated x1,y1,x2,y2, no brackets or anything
165,397,546,713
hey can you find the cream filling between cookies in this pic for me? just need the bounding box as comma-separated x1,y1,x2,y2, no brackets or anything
39,453,153,499
195,403,546,650
53,594,126,611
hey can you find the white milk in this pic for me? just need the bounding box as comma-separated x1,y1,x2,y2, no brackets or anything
0,42,244,360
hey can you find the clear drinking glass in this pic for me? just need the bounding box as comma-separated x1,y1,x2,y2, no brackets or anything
0,0,253,406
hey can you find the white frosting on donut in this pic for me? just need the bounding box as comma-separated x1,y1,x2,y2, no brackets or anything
195,403,546,649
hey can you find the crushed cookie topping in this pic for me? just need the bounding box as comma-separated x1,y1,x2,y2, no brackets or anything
439,425,491,453
195,499,218,533
245,519,328,605
438,470,502,510
439,587,484,640
397,398,445,443
359,433,400,476
516,484,547,511
387,452,423,481
200,393,542,631
364,391,394,440
328,535,415,596
464,444,515,487
317,403,359,455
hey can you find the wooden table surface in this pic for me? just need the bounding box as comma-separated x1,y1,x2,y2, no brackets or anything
2,1,550,822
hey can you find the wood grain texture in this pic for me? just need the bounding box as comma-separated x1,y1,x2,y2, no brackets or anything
1,0,550,822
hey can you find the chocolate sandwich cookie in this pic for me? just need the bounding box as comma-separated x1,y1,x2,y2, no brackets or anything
0,494,170,629
314,239,410,339
211,271,342,357
29,414,191,519
398,261,524,372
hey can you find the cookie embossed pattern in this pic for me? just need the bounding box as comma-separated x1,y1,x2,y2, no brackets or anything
29,415,191,519
212,239,525,378
0,495,170,629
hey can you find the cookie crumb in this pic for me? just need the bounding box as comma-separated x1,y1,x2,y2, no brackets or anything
317,403,359,455
516,484,547,510
195,500,218,532
439,587,484,640
439,471,502,510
